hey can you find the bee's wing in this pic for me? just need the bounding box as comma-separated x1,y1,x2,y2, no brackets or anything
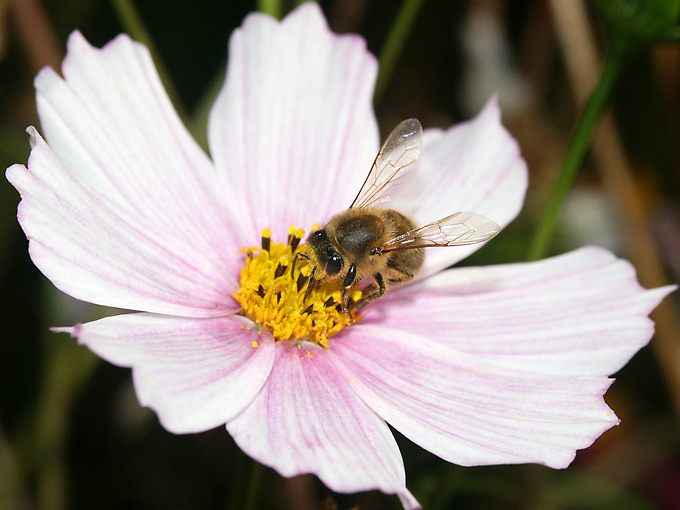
350,118,423,209
378,212,501,253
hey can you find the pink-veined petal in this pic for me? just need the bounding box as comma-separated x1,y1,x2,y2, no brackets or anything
7,130,240,316
209,3,379,244
55,313,275,433
373,246,674,376
35,31,240,258
392,97,527,278
331,326,618,469
227,342,420,509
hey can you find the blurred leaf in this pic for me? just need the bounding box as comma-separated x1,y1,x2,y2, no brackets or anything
375,0,426,103
415,465,525,509
595,0,680,44
539,472,655,510
189,63,225,152
0,125,30,162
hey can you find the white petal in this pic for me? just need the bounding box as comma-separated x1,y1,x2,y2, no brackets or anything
227,342,420,509
209,3,379,243
392,97,528,277
35,31,240,266
374,246,674,376
331,326,618,469
7,130,240,316
57,313,275,433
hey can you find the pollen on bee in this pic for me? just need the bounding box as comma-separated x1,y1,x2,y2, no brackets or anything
232,226,359,348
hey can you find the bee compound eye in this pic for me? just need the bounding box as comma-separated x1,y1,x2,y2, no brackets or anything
325,251,343,276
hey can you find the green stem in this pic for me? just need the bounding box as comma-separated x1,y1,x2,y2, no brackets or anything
241,461,266,510
257,0,282,19
0,332,98,509
189,63,226,151
525,42,631,261
374,0,426,104
0,124,32,161
109,0,188,121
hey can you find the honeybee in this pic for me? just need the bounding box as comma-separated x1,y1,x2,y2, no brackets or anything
293,118,501,312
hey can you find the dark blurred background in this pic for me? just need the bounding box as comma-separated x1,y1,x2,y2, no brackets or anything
1,1,680,509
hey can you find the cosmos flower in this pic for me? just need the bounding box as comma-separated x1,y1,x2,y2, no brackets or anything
6,4,673,508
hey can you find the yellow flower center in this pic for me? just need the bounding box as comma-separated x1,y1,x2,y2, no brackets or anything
232,227,361,348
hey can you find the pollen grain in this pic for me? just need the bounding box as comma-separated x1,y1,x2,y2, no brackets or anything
233,227,358,348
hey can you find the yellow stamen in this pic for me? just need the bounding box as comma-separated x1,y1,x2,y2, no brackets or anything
233,227,359,348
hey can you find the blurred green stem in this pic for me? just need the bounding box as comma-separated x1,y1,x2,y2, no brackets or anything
526,41,631,261
189,64,226,151
375,0,426,103
35,339,97,510
241,461,266,510
0,125,32,161
0,335,97,510
109,0,188,121
258,0,282,19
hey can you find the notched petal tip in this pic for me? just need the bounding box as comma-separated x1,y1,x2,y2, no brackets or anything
25,126,38,149
283,1,327,26
31,31,100,86
581,245,678,304
287,2,373,61
485,92,500,110
50,323,81,339
65,29,88,51
65,29,133,57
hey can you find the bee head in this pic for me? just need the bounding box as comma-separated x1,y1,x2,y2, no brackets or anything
309,229,343,277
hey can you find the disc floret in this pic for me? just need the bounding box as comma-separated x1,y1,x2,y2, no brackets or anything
233,227,359,348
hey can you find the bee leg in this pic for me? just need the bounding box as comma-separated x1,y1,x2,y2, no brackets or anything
341,263,358,313
351,272,386,311
386,259,414,283
302,265,317,303
291,252,312,277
